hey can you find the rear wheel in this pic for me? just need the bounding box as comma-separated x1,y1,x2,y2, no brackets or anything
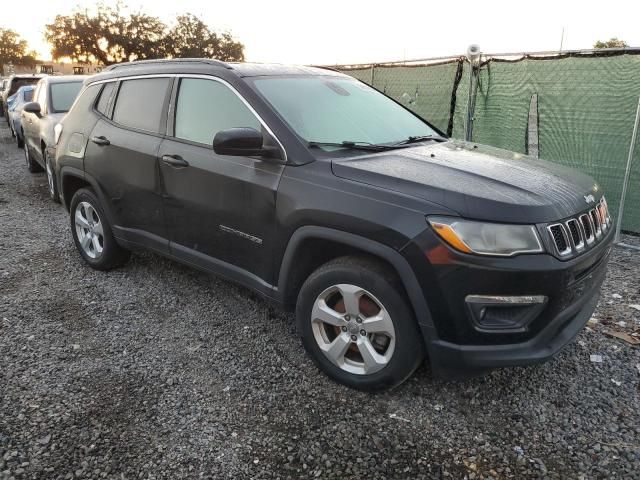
70,188,130,270
296,256,424,391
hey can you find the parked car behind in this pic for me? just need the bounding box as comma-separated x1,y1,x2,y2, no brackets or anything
7,85,35,148
1,74,45,122
22,75,87,201
0,78,9,116
54,59,613,391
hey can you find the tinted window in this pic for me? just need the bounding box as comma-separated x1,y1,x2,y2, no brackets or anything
50,82,83,112
112,78,170,133
24,89,34,102
95,82,115,115
9,78,40,96
174,78,261,145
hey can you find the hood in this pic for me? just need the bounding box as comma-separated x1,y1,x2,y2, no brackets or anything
331,141,601,224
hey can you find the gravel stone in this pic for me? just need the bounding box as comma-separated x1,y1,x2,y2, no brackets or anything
0,125,639,478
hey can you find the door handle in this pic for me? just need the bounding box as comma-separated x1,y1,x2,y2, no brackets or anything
91,136,110,146
161,155,189,168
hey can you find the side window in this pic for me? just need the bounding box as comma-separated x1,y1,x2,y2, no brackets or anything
112,78,171,133
95,82,116,116
174,78,261,145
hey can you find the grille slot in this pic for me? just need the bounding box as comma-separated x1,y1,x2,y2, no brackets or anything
547,224,571,255
566,219,584,250
580,214,594,244
590,209,602,237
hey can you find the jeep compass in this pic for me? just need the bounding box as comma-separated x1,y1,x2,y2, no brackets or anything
53,59,613,391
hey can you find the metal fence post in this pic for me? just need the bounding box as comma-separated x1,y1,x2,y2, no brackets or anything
615,96,640,243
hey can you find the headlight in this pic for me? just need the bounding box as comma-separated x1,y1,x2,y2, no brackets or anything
54,123,63,145
428,216,544,257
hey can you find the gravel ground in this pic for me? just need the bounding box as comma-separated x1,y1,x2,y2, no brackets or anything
1,123,639,480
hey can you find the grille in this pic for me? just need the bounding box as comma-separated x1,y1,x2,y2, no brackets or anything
547,197,610,257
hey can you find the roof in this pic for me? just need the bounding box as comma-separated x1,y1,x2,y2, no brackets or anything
40,75,89,84
89,58,347,84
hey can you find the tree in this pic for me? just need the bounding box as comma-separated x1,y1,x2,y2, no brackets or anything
45,4,245,65
45,2,166,64
594,38,628,49
0,28,36,75
163,14,244,61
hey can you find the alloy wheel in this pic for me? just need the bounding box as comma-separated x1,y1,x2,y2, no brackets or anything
75,202,104,259
311,284,396,375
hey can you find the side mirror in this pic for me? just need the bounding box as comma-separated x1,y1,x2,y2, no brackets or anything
23,102,41,114
213,127,282,160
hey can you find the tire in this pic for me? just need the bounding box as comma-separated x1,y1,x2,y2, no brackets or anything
70,188,130,270
44,149,60,203
24,144,42,173
17,129,24,149
296,255,424,391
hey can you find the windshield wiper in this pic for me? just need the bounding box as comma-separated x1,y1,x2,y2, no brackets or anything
308,140,397,152
391,134,448,146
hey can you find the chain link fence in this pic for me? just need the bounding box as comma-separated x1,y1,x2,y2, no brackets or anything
334,50,640,233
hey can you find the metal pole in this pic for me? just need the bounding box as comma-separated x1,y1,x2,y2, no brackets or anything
615,96,640,242
465,61,474,141
370,64,375,86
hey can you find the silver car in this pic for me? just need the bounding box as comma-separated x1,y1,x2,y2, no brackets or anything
8,85,35,148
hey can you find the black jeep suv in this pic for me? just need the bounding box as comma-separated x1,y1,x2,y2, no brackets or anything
54,59,613,391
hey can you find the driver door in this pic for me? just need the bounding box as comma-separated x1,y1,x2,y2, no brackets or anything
158,77,285,286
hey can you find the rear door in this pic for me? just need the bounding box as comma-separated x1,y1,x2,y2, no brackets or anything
84,76,173,253
158,76,285,286
23,80,46,156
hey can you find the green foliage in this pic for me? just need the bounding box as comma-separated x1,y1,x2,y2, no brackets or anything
0,28,35,75
164,14,244,62
594,38,629,49
44,3,245,65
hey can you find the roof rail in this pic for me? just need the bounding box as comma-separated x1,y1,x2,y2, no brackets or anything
102,58,232,72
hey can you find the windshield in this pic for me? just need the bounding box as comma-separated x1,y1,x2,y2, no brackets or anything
50,82,83,112
252,76,437,148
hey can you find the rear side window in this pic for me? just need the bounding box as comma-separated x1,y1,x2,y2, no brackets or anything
95,82,115,116
50,82,84,112
112,78,171,133
174,78,261,145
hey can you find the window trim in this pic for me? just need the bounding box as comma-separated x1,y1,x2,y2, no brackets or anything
85,73,287,161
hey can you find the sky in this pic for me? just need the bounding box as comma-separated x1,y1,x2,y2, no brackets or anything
3,0,640,65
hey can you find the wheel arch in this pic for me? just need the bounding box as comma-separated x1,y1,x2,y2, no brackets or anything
277,226,436,339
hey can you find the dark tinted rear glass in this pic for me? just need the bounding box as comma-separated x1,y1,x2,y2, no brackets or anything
50,82,84,112
9,78,40,96
95,82,115,115
112,78,170,133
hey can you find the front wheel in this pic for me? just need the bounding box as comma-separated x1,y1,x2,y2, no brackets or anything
24,144,42,173
44,150,60,203
296,256,424,391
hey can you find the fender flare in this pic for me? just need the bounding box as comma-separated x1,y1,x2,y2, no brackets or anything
277,226,437,339
59,167,116,225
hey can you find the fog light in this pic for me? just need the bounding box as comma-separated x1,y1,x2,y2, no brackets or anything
465,295,547,333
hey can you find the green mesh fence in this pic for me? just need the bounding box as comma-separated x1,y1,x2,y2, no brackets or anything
338,53,640,232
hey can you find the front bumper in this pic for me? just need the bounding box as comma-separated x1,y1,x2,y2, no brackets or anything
401,223,613,376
